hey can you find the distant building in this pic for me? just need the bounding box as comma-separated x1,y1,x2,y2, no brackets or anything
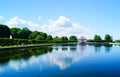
78,36,87,45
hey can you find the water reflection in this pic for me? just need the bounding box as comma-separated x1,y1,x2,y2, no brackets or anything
61,47,68,51
93,44,113,53
70,45,77,51
79,44,87,51
0,44,119,77
0,46,52,64
43,44,89,70
104,44,113,53
94,44,102,52
0,44,89,76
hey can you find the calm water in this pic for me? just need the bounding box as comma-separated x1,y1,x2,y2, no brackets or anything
0,44,120,77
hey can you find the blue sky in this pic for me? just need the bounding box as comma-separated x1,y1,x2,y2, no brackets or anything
0,0,120,40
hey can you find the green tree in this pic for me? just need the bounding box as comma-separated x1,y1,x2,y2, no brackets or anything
29,31,47,40
10,27,21,38
39,32,47,40
60,36,68,41
104,34,113,42
69,35,78,42
46,35,53,40
53,36,60,43
35,35,44,40
94,35,102,41
10,27,31,39
20,27,31,39
0,24,10,38
29,31,40,39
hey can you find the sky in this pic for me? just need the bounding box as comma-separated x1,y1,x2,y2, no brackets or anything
0,0,120,40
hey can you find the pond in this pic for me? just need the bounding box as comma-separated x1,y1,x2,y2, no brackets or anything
0,44,120,77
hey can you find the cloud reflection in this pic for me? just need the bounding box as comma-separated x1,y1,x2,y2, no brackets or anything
9,60,27,70
42,45,89,70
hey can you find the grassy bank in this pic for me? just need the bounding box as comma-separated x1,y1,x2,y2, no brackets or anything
0,44,51,50
0,42,78,50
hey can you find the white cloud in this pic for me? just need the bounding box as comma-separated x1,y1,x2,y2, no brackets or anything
6,17,26,28
27,21,40,30
38,16,42,20
5,17,40,30
0,16,4,22
41,16,88,37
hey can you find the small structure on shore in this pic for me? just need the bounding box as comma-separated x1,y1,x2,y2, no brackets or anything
10,35,12,39
78,36,87,45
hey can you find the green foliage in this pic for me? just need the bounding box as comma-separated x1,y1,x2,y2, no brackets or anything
104,34,113,42
52,37,61,43
0,38,28,46
39,32,47,40
0,38,13,45
29,31,47,40
10,27,31,39
60,36,68,41
0,24,10,38
69,35,78,42
46,35,53,41
94,35,102,41
88,34,113,43
29,31,39,39
35,35,44,41
10,27,21,38
21,27,31,39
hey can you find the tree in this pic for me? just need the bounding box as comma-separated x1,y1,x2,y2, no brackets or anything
46,35,53,40
104,34,113,42
20,27,31,39
0,24,10,38
60,36,68,41
39,32,47,40
35,35,44,40
10,27,31,39
53,36,60,43
29,31,40,39
94,35,102,41
69,35,78,42
29,31,47,40
10,27,21,38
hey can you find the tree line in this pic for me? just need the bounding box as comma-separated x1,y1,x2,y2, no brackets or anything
87,34,113,42
0,24,78,46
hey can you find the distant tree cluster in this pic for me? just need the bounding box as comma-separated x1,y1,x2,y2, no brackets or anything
88,34,113,42
0,24,78,45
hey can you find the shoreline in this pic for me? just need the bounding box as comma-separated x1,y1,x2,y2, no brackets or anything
0,44,52,50
0,42,120,50
0,43,78,50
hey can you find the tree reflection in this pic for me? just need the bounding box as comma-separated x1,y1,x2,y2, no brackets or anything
104,44,113,53
70,46,77,51
69,44,77,51
94,44,102,52
61,47,68,51
93,44,113,53
61,45,68,51
0,46,53,64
